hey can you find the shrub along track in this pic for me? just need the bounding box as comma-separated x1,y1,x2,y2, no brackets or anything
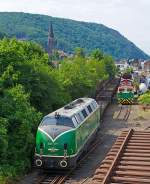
93,129,150,184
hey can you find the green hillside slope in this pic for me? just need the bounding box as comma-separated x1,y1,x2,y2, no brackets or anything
0,12,148,59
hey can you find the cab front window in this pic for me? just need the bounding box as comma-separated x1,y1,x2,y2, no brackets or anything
40,116,75,128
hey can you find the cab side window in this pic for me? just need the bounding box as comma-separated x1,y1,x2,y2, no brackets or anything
72,117,78,127
91,101,98,110
81,109,88,118
92,101,97,109
91,103,95,111
75,113,83,124
87,105,93,113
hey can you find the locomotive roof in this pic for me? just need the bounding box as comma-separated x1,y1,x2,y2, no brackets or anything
45,98,96,118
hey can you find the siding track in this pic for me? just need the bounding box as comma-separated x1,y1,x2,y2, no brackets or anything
93,129,150,184
116,105,132,121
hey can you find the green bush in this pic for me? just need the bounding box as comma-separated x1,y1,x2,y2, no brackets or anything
0,85,42,176
138,92,150,105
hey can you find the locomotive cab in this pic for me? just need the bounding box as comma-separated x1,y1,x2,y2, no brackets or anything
39,115,75,139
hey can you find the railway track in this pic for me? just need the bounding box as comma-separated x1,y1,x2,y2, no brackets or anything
116,105,132,121
35,175,67,184
95,78,120,102
34,169,70,184
33,78,120,184
93,129,150,184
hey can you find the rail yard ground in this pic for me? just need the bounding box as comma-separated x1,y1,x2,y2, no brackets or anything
18,103,150,184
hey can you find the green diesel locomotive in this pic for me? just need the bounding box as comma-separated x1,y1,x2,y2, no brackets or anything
35,98,100,169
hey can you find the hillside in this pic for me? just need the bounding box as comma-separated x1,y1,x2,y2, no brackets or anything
0,31,6,39
0,12,148,59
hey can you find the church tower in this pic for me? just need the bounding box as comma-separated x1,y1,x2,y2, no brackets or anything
47,22,55,57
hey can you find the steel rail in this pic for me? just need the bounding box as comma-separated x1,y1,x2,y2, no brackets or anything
116,105,131,121
123,105,132,121
100,129,132,184
93,129,150,184
116,105,123,119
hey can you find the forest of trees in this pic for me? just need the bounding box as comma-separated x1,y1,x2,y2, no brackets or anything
0,38,116,183
0,12,149,60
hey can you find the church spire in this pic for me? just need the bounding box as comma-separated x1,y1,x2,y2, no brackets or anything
47,22,55,57
49,22,54,38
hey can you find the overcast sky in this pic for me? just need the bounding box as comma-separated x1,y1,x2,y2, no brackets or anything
0,0,149,54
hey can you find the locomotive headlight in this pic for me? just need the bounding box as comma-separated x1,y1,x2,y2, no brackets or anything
60,160,68,168
35,159,43,167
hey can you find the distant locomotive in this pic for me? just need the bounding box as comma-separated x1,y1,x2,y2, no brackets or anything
34,98,100,169
117,74,134,105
